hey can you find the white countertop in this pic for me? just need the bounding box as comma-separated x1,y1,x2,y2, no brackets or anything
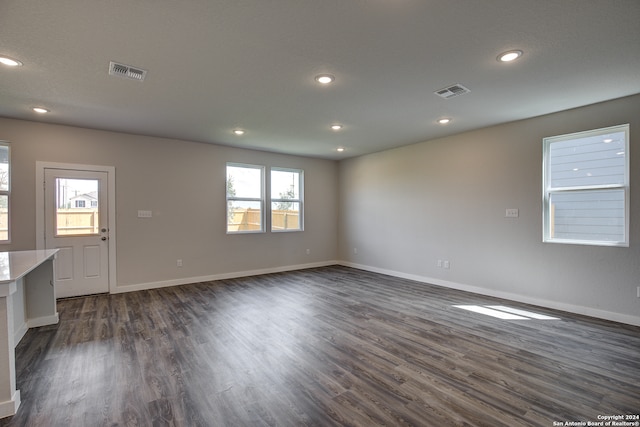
0,250,59,284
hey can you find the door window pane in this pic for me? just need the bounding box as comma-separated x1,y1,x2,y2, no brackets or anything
55,178,100,236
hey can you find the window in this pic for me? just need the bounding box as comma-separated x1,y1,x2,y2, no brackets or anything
0,143,9,242
543,124,629,246
55,178,100,236
226,163,264,233
271,168,303,232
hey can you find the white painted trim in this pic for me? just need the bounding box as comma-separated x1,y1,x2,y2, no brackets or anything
13,322,28,347
27,313,59,329
0,390,20,418
14,314,59,347
35,162,117,295
112,257,640,327
112,260,338,294
339,261,640,327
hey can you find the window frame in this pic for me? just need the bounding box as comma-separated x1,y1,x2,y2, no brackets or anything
542,124,630,247
270,167,304,232
0,142,10,244
226,162,265,234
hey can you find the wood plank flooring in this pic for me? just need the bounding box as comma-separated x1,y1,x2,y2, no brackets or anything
2,266,639,426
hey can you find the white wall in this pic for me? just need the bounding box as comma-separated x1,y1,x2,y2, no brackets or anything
338,94,640,326
2,94,639,326
1,118,339,291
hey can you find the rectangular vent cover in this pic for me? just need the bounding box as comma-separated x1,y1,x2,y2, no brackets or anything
109,61,147,81
434,84,470,99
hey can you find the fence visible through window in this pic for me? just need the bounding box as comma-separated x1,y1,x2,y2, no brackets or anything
55,178,100,236
228,208,299,232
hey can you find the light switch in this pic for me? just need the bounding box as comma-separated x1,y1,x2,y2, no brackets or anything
138,210,152,218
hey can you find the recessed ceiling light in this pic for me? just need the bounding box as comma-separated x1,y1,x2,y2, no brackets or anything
0,56,23,67
315,74,335,84
336,147,345,152
331,124,343,131
437,118,451,125
32,107,49,114
233,129,245,135
497,50,523,62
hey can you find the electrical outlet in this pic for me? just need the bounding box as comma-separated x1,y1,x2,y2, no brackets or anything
306,248,311,255
637,286,640,298
177,259,183,267
505,208,519,218
437,259,443,268
353,248,358,254
443,260,450,269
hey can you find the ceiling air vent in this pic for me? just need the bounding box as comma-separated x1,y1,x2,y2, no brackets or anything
434,84,470,99
109,61,147,82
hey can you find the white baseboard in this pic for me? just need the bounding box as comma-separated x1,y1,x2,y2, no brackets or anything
13,322,28,347
14,314,59,347
339,261,640,327
0,390,20,418
108,259,639,327
112,260,339,294
27,313,59,329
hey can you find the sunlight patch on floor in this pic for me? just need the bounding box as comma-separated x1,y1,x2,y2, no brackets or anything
487,305,559,320
454,305,560,320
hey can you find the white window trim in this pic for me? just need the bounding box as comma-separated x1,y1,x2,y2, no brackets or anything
0,142,9,244
270,167,304,232
542,124,630,247
226,162,265,234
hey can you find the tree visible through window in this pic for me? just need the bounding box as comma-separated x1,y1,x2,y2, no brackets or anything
271,168,303,232
225,163,304,233
543,124,629,246
226,163,264,233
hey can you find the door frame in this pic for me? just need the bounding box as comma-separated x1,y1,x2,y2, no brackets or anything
36,161,117,295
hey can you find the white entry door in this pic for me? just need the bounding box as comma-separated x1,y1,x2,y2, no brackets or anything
44,168,110,298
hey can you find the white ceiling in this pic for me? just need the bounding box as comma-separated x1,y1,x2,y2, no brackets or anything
1,0,639,159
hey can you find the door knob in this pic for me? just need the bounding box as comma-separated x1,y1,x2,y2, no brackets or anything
101,237,107,241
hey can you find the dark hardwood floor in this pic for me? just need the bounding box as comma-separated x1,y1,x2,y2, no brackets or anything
2,266,639,426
